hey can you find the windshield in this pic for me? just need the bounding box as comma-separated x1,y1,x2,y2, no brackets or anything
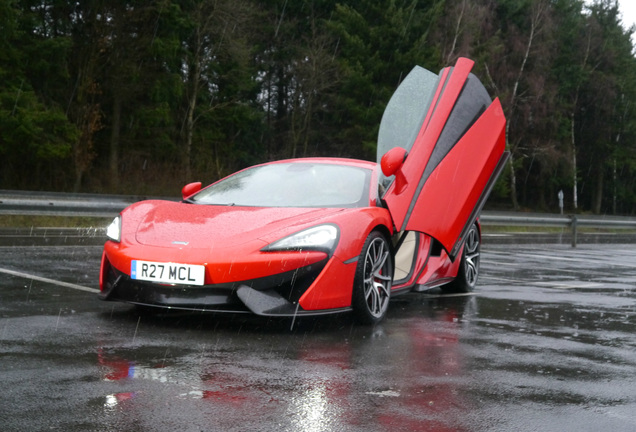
191,162,371,208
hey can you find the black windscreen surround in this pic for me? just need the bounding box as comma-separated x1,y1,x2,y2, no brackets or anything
420,73,492,182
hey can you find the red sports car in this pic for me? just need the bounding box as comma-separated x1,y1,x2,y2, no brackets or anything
99,57,508,324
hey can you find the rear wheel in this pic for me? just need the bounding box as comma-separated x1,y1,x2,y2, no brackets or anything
442,223,480,294
352,231,393,324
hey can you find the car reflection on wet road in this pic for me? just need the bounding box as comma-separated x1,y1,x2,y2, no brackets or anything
0,241,635,431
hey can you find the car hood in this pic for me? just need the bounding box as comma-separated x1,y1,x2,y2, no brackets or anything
132,201,344,249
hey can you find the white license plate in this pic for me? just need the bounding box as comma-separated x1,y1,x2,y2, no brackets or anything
131,260,205,286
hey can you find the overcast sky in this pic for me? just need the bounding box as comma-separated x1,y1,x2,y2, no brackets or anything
618,0,636,30
584,0,635,30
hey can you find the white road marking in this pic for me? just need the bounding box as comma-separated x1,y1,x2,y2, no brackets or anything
531,281,604,289
417,292,478,299
365,390,400,397
0,267,99,294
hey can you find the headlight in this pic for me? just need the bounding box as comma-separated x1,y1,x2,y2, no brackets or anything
263,224,339,254
106,216,121,242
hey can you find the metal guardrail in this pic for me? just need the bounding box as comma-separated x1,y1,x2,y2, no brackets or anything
479,212,636,247
0,189,176,218
2,190,636,246
480,212,636,228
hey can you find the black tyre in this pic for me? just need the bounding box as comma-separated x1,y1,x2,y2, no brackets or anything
442,223,480,294
352,231,393,324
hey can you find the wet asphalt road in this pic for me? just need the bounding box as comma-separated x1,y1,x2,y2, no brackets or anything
1,237,635,431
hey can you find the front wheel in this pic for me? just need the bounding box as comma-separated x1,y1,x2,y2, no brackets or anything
442,223,480,294
352,231,393,324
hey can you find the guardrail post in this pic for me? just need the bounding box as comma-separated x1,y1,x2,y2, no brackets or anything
570,215,578,248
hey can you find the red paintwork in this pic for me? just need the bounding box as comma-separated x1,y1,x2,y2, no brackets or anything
181,182,202,199
381,61,462,233
405,99,505,254
416,249,462,288
133,202,343,249
99,58,505,317
101,159,402,313
100,156,469,313
380,147,409,194
107,204,334,283
382,57,506,256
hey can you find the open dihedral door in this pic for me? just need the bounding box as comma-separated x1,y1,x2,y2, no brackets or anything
378,58,508,259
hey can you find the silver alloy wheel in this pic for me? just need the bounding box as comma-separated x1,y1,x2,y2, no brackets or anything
463,225,480,287
362,237,392,318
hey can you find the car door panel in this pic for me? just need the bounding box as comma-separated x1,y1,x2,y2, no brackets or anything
405,100,507,256
379,57,508,258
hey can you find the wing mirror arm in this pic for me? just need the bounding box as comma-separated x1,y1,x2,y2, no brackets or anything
181,182,202,200
380,147,408,194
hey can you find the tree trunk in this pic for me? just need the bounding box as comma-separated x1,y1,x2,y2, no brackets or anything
109,94,121,190
183,32,201,181
505,27,533,211
184,82,196,181
73,168,83,193
593,163,604,214
445,0,466,63
612,157,617,215
570,31,592,212
571,114,578,210
504,1,547,211
507,152,519,210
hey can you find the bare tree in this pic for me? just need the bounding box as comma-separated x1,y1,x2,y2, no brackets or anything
179,0,253,180
288,10,338,158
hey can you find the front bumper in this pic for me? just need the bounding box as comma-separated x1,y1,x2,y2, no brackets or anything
99,256,350,316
